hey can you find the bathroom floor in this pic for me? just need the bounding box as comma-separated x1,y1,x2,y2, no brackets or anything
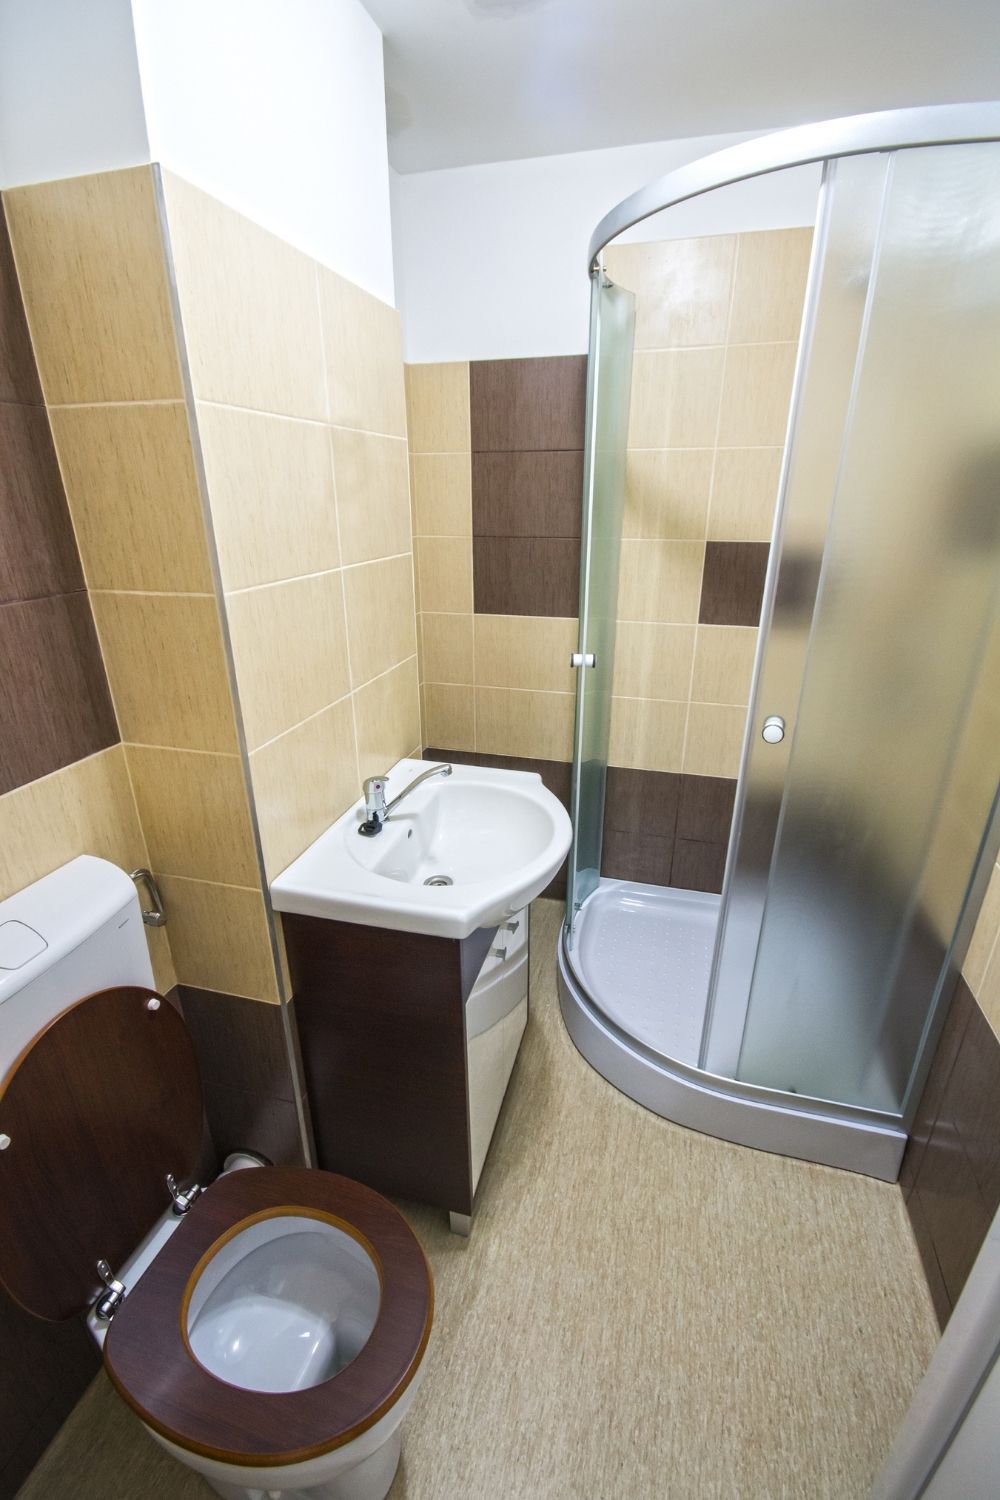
18,900,938,1500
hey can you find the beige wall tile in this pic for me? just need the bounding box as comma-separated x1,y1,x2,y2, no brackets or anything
980,928,1000,1042
684,703,748,778
405,362,470,452
50,402,212,594
5,167,181,403
126,745,258,887
963,862,1000,997
320,268,406,436
162,172,325,419
624,449,713,539
250,698,359,881
0,744,176,992
343,555,417,688
421,613,474,684
354,656,422,780
197,404,339,592
618,539,705,623
629,348,724,449
333,429,412,566
475,615,577,693
475,687,574,762
730,229,813,344
708,447,784,542
609,697,686,773
226,571,351,749
691,626,758,705
92,591,238,753
717,343,798,448
157,875,278,1001
415,536,473,614
613,623,696,701
605,235,736,349
423,683,476,751
411,453,473,536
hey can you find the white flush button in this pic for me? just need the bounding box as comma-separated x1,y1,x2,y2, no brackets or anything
762,715,786,744
0,921,48,971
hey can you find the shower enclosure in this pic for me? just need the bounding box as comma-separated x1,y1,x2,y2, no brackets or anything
558,104,1000,1179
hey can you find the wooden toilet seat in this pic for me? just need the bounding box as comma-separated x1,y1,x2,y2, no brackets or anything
103,1165,433,1468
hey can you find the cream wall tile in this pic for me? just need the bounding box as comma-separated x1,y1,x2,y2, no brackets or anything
624,449,713,539
5,167,181,403
609,697,686,773
126,745,258,887
717,343,798,448
618,540,705,623
475,615,577,693
729,229,813,344
333,430,412,565
156,875,278,1001
684,703,748,778
411,453,473,536
691,626,758,705
320,268,406,436
964,863,1000,997
226,571,351,749
0,746,177,992
605,235,736,349
50,402,212,594
162,172,325,419
980,929,1000,1042
343,555,417,688
421,613,473,684
196,404,339,591
405,363,470,452
354,657,421,781
475,688,574,762
613,623,696,701
629,348,724,449
250,698,359,881
708,448,784,542
92,592,238,753
423,684,476,751
415,536,473,614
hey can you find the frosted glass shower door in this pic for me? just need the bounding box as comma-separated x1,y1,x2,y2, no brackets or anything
565,271,635,934
724,141,1000,1113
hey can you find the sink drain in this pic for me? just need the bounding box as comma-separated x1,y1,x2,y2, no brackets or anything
423,874,454,887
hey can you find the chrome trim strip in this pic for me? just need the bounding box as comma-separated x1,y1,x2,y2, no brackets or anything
588,102,1000,266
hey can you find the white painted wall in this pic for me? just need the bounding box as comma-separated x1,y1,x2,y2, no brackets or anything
391,132,820,362
131,0,395,303
0,0,149,189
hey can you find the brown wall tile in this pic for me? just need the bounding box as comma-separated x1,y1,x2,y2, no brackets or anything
671,839,728,894
470,356,586,452
601,768,735,892
472,450,583,537
602,829,675,886
699,541,770,626
677,774,737,844
0,403,82,603
473,535,579,618
0,207,42,405
0,593,118,795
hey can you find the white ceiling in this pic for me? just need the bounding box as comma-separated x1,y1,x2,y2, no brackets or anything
364,0,1000,174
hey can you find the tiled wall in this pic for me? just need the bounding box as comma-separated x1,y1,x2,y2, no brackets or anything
407,228,810,893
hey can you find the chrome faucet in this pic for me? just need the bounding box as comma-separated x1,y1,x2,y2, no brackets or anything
358,763,452,837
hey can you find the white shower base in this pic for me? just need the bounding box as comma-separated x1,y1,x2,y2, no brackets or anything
558,877,907,1181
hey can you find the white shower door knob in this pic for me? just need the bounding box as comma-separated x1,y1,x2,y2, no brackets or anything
761,715,786,744
570,652,597,668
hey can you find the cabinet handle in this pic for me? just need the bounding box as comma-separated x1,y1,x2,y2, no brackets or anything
500,919,520,934
490,946,508,962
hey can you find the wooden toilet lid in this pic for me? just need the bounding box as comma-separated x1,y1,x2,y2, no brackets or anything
0,986,203,1320
103,1165,434,1467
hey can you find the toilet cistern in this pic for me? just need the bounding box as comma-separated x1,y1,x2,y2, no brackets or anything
359,762,452,836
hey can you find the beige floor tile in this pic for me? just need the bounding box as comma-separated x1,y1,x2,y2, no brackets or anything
126,745,258,887
618,538,705,623
609,696,687,772
420,613,474,685
344,555,418,688
474,615,577,693
333,430,412,565
475,687,575,762
226,571,351,749
613,622,696,701
410,453,473,536
20,904,937,1500
629,348,724,449
623,448,713,539
197,404,340,591
718,342,798,448
405,362,470,452
50,403,212,594
250,698,359,881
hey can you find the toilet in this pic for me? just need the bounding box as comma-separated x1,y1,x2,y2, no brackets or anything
0,856,433,1500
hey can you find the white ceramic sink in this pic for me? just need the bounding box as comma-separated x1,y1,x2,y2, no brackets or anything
270,759,572,938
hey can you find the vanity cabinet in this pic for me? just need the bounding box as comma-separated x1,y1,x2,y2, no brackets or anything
282,907,529,1230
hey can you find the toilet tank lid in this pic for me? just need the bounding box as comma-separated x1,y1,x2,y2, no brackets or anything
0,857,137,1009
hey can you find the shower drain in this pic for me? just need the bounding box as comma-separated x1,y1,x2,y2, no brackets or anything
423,874,454,887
